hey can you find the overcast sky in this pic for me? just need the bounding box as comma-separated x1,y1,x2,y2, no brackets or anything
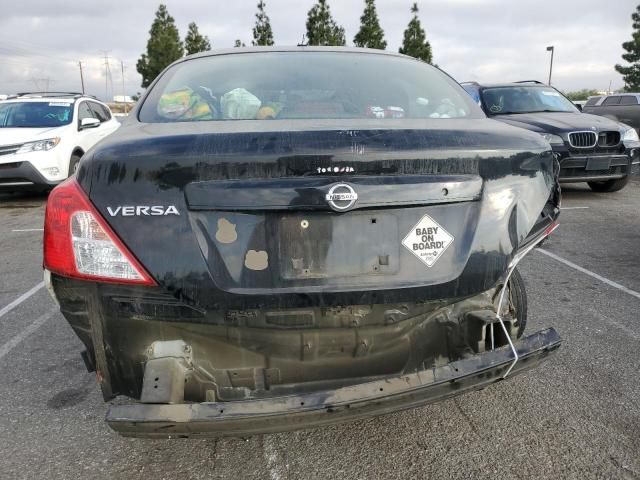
0,0,635,100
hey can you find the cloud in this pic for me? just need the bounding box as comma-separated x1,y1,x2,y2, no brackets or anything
0,0,635,99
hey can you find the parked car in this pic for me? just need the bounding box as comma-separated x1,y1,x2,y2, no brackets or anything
462,81,640,192
572,100,587,111
44,47,561,438
0,92,119,192
582,93,640,133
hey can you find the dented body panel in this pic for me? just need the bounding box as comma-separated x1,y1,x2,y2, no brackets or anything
50,48,561,438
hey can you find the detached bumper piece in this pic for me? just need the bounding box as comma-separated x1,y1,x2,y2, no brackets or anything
107,327,561,438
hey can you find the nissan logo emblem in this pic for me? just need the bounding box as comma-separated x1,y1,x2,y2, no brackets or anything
325,183,358,211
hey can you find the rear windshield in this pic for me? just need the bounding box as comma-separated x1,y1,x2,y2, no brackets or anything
584,97,601,107
481,86,578,115
0,101,74,128
139,51,480,123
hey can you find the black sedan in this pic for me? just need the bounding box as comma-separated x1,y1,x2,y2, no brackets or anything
43,47,561,438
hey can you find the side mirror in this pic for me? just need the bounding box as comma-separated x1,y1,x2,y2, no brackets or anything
575,104,583,112
80,117,100,130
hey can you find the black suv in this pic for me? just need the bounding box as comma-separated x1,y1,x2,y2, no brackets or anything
462,81,640,192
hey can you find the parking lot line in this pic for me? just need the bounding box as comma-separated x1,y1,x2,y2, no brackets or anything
561,206,589,210
537,248,640,300
0,307,57,361
11,228,44,232
263,436,283,480
0,281,44,320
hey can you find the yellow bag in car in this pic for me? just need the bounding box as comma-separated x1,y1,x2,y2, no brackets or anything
158,88,213,121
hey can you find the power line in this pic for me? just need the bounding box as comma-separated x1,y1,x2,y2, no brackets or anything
0,42,77,64
30,77,53,92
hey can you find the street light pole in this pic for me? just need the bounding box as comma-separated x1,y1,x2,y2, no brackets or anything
546,46,555,85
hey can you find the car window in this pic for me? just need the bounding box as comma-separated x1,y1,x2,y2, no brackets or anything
584,97,601,107
602,96,621,106
101,104,112,120
0,101,74,128
480,86,578,114
619,96,638,106
462,85,481,105
139,52,481,123
88,102,110,122
77,102,94,121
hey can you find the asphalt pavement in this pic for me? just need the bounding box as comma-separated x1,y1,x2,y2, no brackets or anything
0,180,639,480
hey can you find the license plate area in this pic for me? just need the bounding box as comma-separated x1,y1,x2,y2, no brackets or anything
586,157,611,171
279,212,399,279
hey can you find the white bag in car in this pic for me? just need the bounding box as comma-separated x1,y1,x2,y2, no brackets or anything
221,88,262,120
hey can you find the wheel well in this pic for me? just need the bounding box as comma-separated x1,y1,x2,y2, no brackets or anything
72,148,84,158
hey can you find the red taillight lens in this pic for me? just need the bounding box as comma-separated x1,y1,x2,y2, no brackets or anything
544,220,560,237
44,178,156,286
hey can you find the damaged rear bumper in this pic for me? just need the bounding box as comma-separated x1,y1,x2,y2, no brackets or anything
107,327,561,438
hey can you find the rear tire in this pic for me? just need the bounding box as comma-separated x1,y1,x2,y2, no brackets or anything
68,153,82,177
587,177,629,193
508,268,528,338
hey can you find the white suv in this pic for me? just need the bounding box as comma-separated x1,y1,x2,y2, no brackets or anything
0,92,120,192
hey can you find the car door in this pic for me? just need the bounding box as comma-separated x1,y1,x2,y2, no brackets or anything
76,100,103,151
599,95,621,122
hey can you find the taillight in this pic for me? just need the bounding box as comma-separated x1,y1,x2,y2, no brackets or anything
544,220,560,237
44,178,156,286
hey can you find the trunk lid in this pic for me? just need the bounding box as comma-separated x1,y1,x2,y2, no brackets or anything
79,119,553,306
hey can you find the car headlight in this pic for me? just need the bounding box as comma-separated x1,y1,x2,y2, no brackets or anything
16,137,61,154
539,133,564,145
623,128,639,142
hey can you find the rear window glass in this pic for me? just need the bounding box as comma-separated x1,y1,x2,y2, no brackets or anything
462,85,481,105
584,97,601,106
139,51,479,123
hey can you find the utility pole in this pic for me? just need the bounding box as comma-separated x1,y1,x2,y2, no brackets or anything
78,61,85,94
102,51,112,101
546,46,555,85
120,60,127,113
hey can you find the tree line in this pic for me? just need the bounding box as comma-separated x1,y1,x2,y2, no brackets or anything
137,2,640,92
616,4,640,91
136,0,432,88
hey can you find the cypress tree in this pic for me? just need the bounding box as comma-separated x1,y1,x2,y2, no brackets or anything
353,0,387,50
398,3,433,64
252,1,275,46
305,0,346,46
184,22,211,55
136,4,184,88
615,4,640,91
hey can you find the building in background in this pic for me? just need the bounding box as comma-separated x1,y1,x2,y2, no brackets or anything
110,95,136,116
